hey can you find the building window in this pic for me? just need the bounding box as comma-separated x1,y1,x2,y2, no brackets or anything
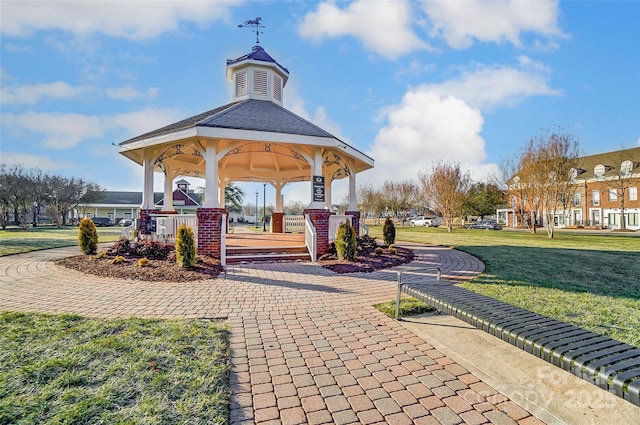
621,160,633,177
591,190,600,206
572,192,581,206
235,71,247,97
628,213,639,227
629,186,638,201
609,188,617,202
253,70,268,95
608,213,620,226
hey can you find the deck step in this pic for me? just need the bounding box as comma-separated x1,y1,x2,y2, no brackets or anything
225,246,310,264
401,282,640,407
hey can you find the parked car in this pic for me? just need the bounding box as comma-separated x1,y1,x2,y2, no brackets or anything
119,218,133,227
466,220,502,230
410,216,440,227
91,217,114,227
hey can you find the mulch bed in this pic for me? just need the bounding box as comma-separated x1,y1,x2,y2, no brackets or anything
55,244,414,282
55,254,224,282
318,246,414,274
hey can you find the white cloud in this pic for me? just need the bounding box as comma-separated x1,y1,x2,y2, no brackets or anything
2,108,183,149
285,86,351,144
0,152,74,170
1,81,91,105
422,59,562,110
298,0,429,59
365,89,500,186
422,0,564,49
1,1,242,40
105,86,160,101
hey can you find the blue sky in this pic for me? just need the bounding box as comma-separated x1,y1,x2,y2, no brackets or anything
1,0,639,206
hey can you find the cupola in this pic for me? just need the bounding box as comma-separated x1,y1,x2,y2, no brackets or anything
226,45,289,106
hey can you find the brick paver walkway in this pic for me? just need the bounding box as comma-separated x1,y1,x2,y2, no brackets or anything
0,243,545,425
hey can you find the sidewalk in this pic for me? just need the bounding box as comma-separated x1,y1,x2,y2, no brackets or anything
0,242,598,424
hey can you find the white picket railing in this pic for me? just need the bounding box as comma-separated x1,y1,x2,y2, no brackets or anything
154,214,198,243
359,221,369,237
328,215,352,242
304,215,317,262
284,215,305,233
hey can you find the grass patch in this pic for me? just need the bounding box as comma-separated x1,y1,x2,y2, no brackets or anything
0,312,230,424
369,226,640,347
374,297,434,318
0,226,122,256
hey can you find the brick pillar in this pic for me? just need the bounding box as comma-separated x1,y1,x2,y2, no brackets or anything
196,208,226,258
346,211,361,237
271,212,284,233
304,208,332,256
138,208,159,236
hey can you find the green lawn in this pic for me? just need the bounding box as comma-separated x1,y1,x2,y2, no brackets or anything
370,226,640,347
0,312,230,425
0,225,122,256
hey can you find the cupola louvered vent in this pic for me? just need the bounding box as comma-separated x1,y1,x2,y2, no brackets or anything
254,70,268,95
235,71,247,97
273,75,282,101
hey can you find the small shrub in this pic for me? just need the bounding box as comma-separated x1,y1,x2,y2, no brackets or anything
137,258,151,267
96,250,106,258
175,224,197,268
383,218,396,245
110,238,131,255
78,218,98,255
388,245,397,255
131,240,170,260
374,247,383,256
357,235,378,250
335,220,357,261
110,256,127,265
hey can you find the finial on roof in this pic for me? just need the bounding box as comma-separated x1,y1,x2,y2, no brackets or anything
237,17,265,44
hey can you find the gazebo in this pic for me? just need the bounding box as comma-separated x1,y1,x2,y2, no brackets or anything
118,45,374,261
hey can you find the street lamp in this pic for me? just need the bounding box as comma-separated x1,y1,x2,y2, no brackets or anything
33,201,38,227
255,191,259,229
263,183,267,232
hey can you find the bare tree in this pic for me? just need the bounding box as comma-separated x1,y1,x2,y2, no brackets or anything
43,175,104,227
419,162,471,232
357,183,384,224
379,180,419,226
504,130,579,237
0,164,42,229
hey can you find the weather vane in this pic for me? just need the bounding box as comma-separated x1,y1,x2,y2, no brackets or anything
238,17,265,44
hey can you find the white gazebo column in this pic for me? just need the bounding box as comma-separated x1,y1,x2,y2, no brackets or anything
345,163,360,236
141,150,155,209
161,169,175,213
139,149,158,237
324,173,332,210
308,148,325,209
218,179,227,208
271,182,285,233
196,139,226,259
203,140,220,208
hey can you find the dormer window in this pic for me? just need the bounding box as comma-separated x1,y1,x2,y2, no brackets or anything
621,160,633,177
594,164,605,179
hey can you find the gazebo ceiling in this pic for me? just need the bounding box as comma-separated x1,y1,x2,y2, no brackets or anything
119,99,374,185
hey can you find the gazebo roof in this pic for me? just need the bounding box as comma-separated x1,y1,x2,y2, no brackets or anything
120,99,335,146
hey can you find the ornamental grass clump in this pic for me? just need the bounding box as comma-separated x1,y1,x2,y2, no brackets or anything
335,220,357,261
175,224,197,268
383,217,396,245
78,218,98,255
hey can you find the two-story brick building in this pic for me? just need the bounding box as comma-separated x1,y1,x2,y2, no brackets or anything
497,147,640,230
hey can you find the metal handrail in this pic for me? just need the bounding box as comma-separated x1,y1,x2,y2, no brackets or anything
304,214,317,262
359,222,369,236
395,268,441,320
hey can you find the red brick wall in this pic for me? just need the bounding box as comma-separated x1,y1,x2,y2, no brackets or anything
345,211,361,237
196,208,227,257
304,209,332,255
138,209,159,236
